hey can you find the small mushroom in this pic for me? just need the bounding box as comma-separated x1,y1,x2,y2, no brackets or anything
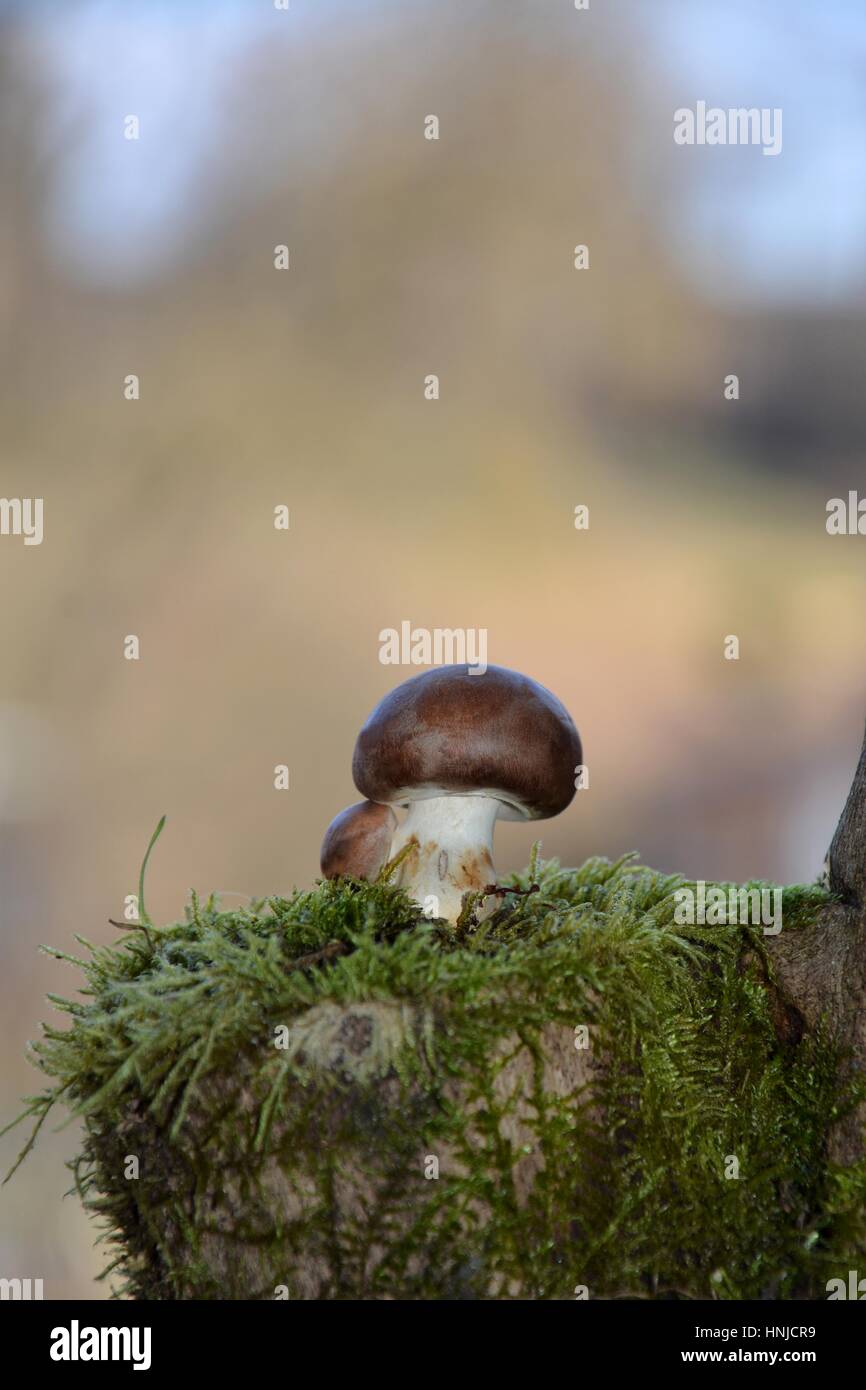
351,664,582,923
320,800,397,881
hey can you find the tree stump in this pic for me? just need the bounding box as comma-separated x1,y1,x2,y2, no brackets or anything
11,727,866,1299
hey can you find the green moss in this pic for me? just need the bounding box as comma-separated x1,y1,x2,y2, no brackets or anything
6,854,866,1300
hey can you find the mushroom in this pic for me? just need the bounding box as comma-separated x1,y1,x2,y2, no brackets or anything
320,800,397,881
351,664,582,923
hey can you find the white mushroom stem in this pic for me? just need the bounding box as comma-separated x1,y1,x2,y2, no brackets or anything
386,795,501,924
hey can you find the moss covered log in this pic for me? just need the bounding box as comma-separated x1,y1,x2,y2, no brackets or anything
8,851,866,1300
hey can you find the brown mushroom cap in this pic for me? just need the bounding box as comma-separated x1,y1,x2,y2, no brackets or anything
320,800,397,880
352,664,582,820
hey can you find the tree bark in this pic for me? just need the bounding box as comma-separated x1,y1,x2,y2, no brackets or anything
766,721,866,1165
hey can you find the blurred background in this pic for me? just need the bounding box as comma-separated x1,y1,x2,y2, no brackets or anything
1,0,865,1297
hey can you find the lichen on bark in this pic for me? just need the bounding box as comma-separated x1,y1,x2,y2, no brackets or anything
7,847,866,1300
